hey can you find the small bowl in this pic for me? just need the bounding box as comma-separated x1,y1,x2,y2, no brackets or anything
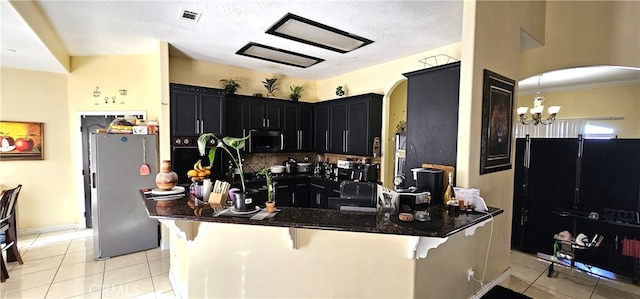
270,165,285,174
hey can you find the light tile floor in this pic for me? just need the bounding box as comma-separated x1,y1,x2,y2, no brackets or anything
1,229,174,298
2,229,640,298
502,249,640,298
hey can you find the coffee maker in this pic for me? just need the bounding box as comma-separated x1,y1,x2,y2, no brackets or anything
397,168,443,210
412,168,444,199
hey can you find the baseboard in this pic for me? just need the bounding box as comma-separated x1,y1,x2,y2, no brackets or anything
19,224,82,236
470,267,511,299
169,269,185,299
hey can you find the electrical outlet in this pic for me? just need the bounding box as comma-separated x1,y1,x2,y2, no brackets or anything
467,268,475,281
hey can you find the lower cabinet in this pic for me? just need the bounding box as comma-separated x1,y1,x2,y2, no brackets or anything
309,179,328,209
291,178,309,208
274,180,293,207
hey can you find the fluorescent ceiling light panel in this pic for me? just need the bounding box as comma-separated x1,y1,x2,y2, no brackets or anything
266,13,373,53
236,42,323,68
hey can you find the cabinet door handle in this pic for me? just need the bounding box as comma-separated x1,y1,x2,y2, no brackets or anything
325,130,329,151
316,194,320,205
267,119,270,128
195,120,199,134
298,130,302,150
292,193,296,205
278,185,289,189
280,133,284,150
200,120,204,134
345,130,349,152
343,130,346,152
311,183,325,189
262,118,266,127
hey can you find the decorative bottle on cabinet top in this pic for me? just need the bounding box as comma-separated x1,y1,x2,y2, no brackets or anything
156,160,178,190
443,172,456,204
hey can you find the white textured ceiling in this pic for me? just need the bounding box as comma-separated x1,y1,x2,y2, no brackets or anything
2,0,638,89
1,0,464,80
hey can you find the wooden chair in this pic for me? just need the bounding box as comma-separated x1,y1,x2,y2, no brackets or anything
1,184,22,282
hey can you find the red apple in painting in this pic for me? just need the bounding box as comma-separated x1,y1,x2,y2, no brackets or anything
15,137,34,152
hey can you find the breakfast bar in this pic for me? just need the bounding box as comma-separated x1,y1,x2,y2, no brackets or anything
141,190,503,298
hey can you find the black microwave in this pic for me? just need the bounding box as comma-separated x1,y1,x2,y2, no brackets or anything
248,130,284,153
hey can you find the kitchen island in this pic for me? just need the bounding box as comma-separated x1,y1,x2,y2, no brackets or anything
142,190,503,298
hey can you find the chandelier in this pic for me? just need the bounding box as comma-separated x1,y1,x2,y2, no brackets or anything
517,75,560,125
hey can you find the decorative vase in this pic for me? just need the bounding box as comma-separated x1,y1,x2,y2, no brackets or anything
233,192,251,211
155,160,178,190
265,201,275,213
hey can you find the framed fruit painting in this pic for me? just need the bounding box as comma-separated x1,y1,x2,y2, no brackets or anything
0,121,44,161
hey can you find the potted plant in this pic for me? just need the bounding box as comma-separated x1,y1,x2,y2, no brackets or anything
289,85,304,102
198,133,251,210
262,78,279,97
258,167,276,212
220,78,241,94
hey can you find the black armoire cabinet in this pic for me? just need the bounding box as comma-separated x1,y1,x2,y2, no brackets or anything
403,61,460,187
170,83,225,136
513,137,640,281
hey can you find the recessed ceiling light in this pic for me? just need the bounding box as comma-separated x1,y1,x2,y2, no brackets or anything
235,42,324,68
266,13,373,53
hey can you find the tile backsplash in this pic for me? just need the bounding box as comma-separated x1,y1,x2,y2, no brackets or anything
241,152,381,173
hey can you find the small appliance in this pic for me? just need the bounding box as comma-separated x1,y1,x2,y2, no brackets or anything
351,163,379,182
283,158,297,173
411,167,444,200
247,130,284,153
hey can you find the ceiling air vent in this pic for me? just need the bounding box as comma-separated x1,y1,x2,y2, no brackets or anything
180,9,201,23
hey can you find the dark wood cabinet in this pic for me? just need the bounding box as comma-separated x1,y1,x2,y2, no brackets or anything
328,103,347,153
248,98,283,130
274,179,293,207
403,61,460,187
225,95,248,138
291,178,309,208
309,179,329,209
314,104,330,153
284,103,314,152
314,93,383,156
170,83,225,136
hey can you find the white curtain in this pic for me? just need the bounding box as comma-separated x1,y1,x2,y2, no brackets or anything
514,119,588,138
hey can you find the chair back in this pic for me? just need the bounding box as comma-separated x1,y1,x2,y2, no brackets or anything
0,185,21,222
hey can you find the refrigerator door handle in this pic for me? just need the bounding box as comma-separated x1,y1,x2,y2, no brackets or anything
91,172,96,188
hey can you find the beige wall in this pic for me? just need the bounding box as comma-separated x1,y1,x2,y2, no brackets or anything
517,83,640,137
519,1,640,79
384,80,408,188
0,68,75,229
169,56,319,102
0,43,168,231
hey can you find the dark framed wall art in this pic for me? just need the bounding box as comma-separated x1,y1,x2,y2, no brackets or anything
480,69,515,174
0,121,44,161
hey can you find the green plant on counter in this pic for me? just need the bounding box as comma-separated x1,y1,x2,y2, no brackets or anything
262,78,279,95
219,78,241,94
198,133,250,193
289,85,304,101
258,167,276,203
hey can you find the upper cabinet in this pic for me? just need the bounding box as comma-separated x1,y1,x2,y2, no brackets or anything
314,93,383,156
403,61,460,187
247,97,283,130
284,102,314,152
225,95,249,138
170,83,225,136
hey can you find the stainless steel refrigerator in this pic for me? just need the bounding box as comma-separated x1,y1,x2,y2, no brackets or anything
90,133,159,259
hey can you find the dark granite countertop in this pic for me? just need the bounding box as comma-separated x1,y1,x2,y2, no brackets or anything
141,190,503,238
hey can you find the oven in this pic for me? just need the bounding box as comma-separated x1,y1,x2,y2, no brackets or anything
171,136,228,185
